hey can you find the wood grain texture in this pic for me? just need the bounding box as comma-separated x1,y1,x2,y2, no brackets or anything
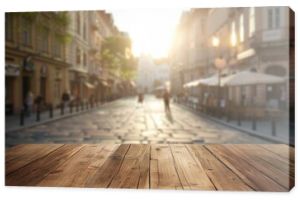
206,145,287,191
187,145,253,191
85,144,129,188
150,144,182,189
5,144,294,191
6,144,84,186
170,144,215,190
6,144,64,175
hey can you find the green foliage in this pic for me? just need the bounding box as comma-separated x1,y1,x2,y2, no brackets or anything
9,11,71,44
101,35,137,80
53,11,70,27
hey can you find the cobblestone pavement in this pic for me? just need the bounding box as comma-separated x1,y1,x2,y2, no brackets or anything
6,95,271,147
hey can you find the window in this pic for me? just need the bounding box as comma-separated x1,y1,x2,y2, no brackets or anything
21,18,32,46
275,8,280,28
239,14,244,42
83,22,87,40
76,48,81,64
249,7,255,37
76,12,81,34
268,8,281,29
5,13,13,41
37,28,49,53
231,21,237,47
52,36,61,58
268,9,273,29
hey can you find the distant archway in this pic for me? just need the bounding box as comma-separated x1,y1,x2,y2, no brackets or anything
265,65,287,77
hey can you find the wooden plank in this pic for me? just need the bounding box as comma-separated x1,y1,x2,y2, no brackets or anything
109,144,150,189
170,144,215,190
6,144,64,175
258,144,295,163
85,144,130,188
37,144,115,187
6,144,84,186
150,144,182,189
206,144,287,191
259,144,295,190
223,144,292,190
150,159,159,188
237,144,294,176
186,145,253,191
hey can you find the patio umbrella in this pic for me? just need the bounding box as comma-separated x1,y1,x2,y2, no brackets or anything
222,71,285,86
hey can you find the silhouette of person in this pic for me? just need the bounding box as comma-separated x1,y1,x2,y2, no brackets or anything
163,89,170,113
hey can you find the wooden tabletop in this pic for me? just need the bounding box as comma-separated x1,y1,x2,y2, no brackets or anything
6,144,294,191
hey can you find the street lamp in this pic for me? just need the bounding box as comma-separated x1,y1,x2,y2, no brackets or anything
212,36,227,117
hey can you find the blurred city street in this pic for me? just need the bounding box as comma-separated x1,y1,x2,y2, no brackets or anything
6,95,270,147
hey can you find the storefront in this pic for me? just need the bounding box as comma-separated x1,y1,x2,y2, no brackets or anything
69,68,88,101
5,63,21,115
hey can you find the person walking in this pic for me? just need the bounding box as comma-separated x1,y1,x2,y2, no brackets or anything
138,92,144,104
163,89,170,113
25,91,34,117
62,91,70,108
34,94,43,112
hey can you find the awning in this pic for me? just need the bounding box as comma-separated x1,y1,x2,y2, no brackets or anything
84,82,95,89
153,85,165,91
129,81,136,88
183,79,202,88
100,80,109,87
183,71,285,88
222,71,285,86
183,75,219,88
69,67,88,74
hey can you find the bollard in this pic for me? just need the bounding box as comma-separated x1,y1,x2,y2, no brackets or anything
252,113,256,131
81,102,84,111
49,104,53,118
70,103,73,113
20,109,25,126
61,103,64,115
36,106,40,122
271,116,276,136
76,102,79,112
237,110,241,126
226,109,230,122
86,102,89,110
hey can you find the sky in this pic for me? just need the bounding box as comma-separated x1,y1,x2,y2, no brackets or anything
109,9,185,58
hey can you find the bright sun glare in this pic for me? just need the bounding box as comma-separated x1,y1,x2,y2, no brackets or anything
110,9,184,58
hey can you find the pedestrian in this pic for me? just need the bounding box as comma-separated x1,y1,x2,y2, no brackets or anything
25,91,34,117
138,92,143,104
62,91,70,108
163,89,170,113
34,94,43,112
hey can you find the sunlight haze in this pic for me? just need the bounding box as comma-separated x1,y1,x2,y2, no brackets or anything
110,9,185,58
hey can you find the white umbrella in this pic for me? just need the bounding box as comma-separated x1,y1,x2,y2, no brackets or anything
222,71,285,86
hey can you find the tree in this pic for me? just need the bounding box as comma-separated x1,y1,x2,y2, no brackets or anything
101,34,137,80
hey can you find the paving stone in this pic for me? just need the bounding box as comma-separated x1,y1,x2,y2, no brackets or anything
5,96,270,147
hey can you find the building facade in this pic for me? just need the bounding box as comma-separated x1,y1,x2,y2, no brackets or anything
5,12,70,114
170,7,293,109
66,11,90,101
169,9,209,95
206,7,291,107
